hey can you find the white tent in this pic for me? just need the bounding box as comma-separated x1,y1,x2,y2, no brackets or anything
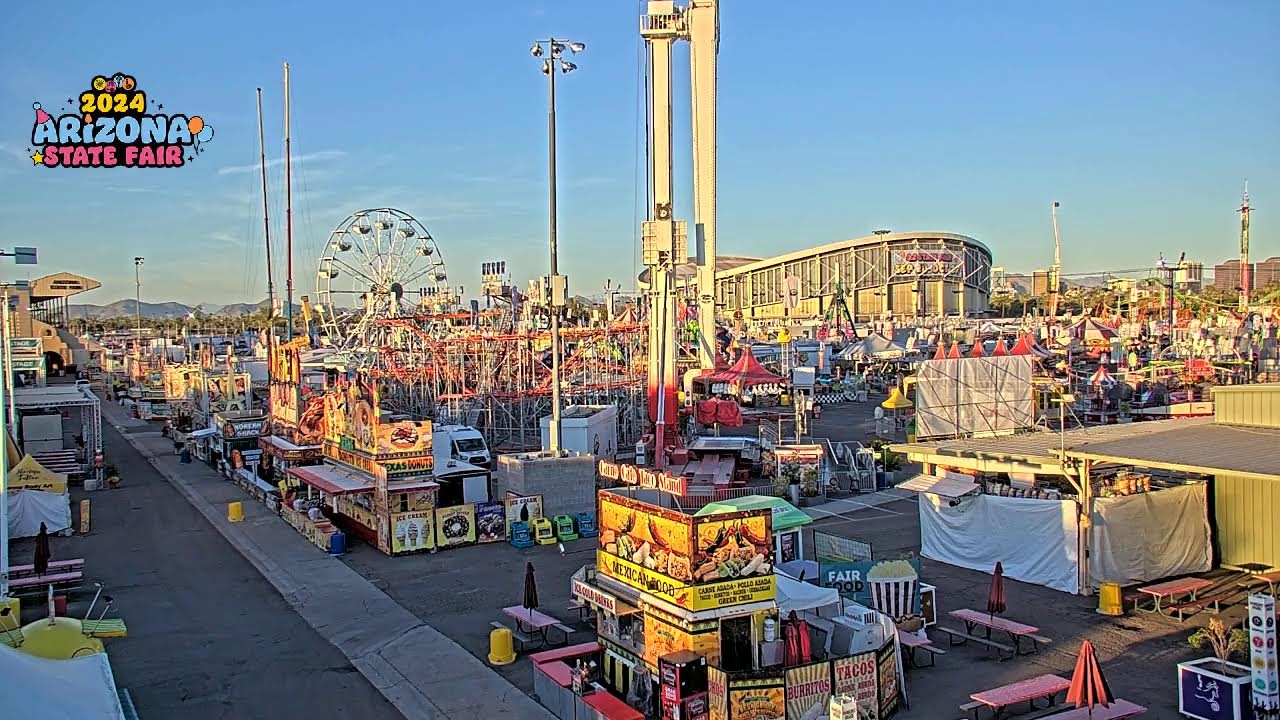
7,490,72,537
0,644,125,719
775,574,841,617
837,333,908,361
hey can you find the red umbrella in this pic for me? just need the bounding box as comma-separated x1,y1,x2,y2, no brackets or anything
1066,640,1113,716
986,561,1006,618
782,610,812,666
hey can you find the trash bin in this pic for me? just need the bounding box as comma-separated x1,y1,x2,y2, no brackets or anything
328,531,347,556
1096,582,1124,616
488,627,516,665
227,502,244,523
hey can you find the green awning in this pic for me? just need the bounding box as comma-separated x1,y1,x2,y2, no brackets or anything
693,494,813,532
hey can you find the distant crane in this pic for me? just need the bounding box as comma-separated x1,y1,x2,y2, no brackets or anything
1049,201,1062,318
1238,181,1251,311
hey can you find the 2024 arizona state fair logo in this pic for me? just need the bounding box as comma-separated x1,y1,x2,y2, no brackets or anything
29,72,214,169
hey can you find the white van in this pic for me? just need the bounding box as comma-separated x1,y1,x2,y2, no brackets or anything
438,425,491,468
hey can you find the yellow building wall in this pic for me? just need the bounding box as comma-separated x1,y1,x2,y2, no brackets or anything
1213,473,1280,568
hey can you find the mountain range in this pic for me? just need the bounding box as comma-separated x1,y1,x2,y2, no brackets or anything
69,299,280,319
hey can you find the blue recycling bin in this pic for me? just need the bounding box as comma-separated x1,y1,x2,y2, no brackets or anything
328,531,347,556
509,521,534,548
574,512,598,538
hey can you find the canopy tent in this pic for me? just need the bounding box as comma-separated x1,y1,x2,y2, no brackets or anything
0,644,126,719
698,350,784,388
694,494,813,532
7,455,68,494
836,333,908,361
1088,366,1117,387
775,574,841,617
1070,318,1119,344
7,490,72,537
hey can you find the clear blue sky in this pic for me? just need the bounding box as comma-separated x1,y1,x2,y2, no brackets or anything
1,0,1276,306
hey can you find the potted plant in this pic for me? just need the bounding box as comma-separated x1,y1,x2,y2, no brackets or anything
105,464,121,490
1178,618,1253,720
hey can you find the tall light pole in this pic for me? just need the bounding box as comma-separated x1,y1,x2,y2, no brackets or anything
133,257,145,358
0,246,37,600
530,37,584,453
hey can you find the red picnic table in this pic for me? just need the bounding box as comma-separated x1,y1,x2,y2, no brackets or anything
1135,577,1213,615
964,674,1070,720
1048,698,1146,719
502,605,572,649
950,608,1052,655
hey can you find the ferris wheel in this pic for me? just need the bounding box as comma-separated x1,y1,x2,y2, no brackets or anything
315,208,453,352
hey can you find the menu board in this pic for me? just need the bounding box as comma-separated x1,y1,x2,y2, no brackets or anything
831,652,878,719
435,505,476,548
727,677,785,720
784,661,831,720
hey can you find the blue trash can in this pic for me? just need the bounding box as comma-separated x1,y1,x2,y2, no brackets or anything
328,531,347,556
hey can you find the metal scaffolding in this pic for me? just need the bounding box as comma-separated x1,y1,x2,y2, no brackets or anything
363,318,648,452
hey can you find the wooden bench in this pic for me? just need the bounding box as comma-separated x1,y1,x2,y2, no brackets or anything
1166,588,1248,622
490,621,539,651
566,601,591,621
934,625,1014,660
549,623,576,646
9,571,83,595
897,630,945,668
7,559,85,579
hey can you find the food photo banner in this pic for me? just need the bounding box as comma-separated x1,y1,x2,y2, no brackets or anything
597,491,776,611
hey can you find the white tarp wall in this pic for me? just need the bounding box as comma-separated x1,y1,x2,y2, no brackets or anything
6,489,72,538
920,494,1081,594
1089,483,1212,588
915,355,1036,439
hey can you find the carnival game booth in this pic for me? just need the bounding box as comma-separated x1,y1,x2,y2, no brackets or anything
693,350,786,408
555,488,904,720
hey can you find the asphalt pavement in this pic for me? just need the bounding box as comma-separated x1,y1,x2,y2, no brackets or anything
9,417,403,719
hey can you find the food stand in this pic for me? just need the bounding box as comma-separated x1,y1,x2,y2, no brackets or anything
214,410,267,479
556,486,905,720
262,341,325,490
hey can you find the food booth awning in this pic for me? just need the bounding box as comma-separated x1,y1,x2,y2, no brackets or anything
896,472,979,499
288,464,374,496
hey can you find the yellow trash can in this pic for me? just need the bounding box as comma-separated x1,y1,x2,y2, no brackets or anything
1096,582,1124,616
488,627,516,665
227,501,244,523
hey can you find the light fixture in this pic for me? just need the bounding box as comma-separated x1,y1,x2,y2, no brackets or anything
560,61,577,74
530,42,543,57
542,60,552,76
551,42,564,58
568,41,585,53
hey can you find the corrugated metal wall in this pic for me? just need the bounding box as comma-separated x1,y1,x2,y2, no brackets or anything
1213,386,1280,429
1213,473,1280,568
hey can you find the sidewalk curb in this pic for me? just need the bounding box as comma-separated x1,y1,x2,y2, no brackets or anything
108,417,552,720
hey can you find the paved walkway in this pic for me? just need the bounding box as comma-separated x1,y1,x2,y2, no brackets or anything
101,400,553,720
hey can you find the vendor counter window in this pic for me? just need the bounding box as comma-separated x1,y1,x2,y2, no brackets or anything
600,612,644,658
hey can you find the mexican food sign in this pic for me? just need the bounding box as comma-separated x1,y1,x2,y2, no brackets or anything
597,491,775,611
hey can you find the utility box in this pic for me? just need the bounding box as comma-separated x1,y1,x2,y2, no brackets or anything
540,404,617,459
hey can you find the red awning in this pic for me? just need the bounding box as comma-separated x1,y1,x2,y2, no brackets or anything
698,350,784,388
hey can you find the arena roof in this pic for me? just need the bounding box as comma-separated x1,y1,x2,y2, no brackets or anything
717,231,990,279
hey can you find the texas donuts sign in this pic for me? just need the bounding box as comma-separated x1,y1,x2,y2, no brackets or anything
29,72,214,169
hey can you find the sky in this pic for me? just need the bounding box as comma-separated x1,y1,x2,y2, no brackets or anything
0,0,1276,306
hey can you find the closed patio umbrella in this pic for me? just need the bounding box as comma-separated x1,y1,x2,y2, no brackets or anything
782,610,812,666
1066,640,1113,716
33,522,51,577
986,561,1006,619
522,562,539,620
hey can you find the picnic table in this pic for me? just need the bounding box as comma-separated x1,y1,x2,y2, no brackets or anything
1237,569,1280,596
949,609,1051,656
1135,577,1213,615
502,606,572,649
897,629,945,668
964,674,1070,720
1047,698,1146,719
